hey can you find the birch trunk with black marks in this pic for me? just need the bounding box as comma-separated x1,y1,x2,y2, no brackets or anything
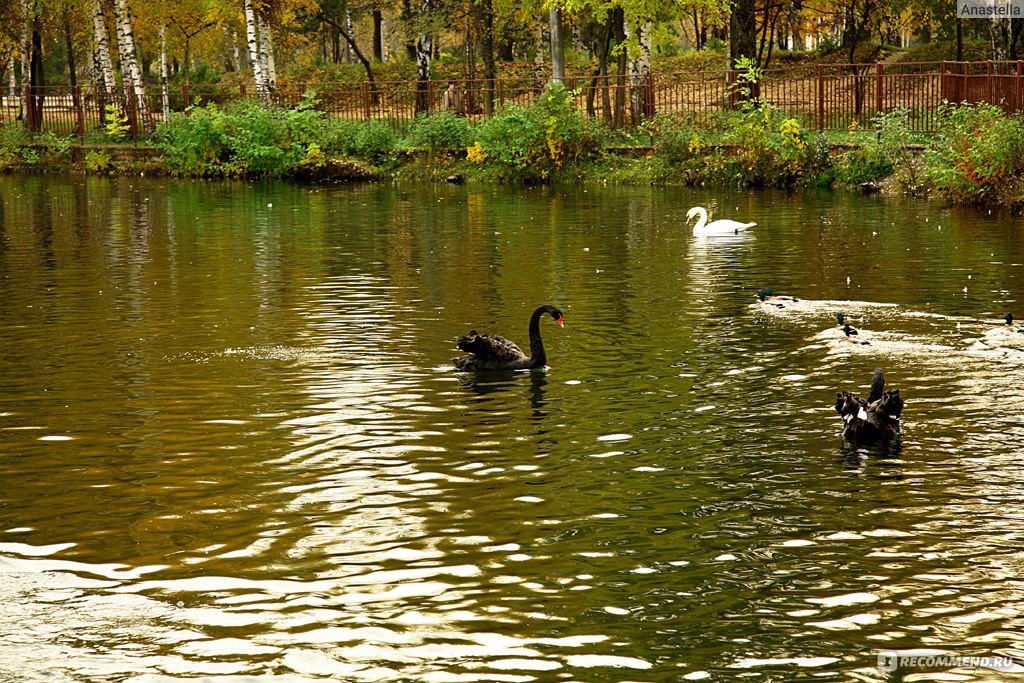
20,0,32,122
624,17,653,125
114,0,152,133
160,22,170,122
257,11,277,93
243,0,269,98
414,0,432,114
91,0,117,96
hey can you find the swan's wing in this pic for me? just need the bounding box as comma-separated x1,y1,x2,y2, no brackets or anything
694,219,756,235
457,331,528,363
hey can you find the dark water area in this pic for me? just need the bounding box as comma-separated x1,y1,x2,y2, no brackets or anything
2,176,1024,681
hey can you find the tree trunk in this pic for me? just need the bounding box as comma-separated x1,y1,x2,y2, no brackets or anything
114,0,153,133
20,0,31,123
30,26,45,132
160,21,170,121
612,7,626,128
991,17,1011,59
257,12,277,93
729,0,757,67
244,0,268,98
373,10,384,62
533,14,546,87
91,0,117,98
415,31,432,114
479,0,495,114
321,13,379,103
625,17,653,125
587,11,614,120
549,6,565,82
65,13,82,133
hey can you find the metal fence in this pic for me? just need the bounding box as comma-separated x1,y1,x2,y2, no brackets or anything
3,61,1024,138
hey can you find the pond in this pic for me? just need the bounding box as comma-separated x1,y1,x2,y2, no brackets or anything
1,176,1023,682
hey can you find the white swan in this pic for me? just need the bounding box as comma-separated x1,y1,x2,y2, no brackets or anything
686,206,756,236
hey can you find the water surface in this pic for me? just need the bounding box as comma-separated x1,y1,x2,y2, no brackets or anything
2,176,1024,681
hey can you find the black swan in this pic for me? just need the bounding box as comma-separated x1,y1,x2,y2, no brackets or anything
453,305,564,371
834,368,903,444
757,288,799,308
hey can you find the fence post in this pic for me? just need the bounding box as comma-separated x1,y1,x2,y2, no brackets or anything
363,81,371,119
1018,61,1023,111
987,60,993,104
816,64,824,131
875,62,883,116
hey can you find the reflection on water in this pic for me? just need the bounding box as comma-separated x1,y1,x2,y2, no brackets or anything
2,177,1024,681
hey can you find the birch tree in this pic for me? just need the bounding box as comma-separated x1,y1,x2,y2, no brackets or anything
20,0,31,122
413,0,432,113
113,0,153,133
91,0,117,95
256,10,277,91
624,16,653,124
160,21,170,121
243,0,270,97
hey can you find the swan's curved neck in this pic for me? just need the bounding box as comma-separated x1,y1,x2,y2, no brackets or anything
527,308,548,367
690,208,708,232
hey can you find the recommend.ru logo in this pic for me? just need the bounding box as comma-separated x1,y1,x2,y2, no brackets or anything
876,650,1021,674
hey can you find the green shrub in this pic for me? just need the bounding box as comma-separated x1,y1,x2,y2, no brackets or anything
154,94,325,177
404,111,472,153
154,102,228,175
644,112,711,164
724,104,815,186
0,124,73,171
321,118,397,163
85,150,113,173
474,81,605,182
923,102,1024,203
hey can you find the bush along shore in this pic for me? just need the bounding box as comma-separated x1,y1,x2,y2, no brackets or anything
4,83,1024,211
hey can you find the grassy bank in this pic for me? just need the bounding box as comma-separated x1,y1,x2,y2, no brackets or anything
4,84,1024,211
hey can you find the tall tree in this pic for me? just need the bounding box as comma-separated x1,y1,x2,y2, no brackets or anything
624,16,653,124
114,0,153,132
243,0,270,96
549,5,564,81
91,0,117,95
729,0,756,67
477,0,495,113
414,0,432,113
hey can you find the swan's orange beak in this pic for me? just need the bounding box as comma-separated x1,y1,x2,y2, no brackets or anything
557,316,564,327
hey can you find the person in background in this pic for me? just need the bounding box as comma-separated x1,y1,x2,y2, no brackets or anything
443,80,465,116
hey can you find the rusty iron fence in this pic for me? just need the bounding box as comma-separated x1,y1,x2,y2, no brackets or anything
3,61,1024,139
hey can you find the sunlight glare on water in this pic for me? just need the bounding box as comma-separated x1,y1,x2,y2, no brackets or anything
1,177,1024,681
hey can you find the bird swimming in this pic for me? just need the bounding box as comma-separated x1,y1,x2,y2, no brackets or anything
834,368,903,445
686,206,756,236
756,288,800,308
453,304,564,371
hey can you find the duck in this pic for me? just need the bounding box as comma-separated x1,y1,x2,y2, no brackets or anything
453,304,564,371
834,368,903,444
981,312,1024,345
839,322,869,345
756,288,800,308
686,206,756,236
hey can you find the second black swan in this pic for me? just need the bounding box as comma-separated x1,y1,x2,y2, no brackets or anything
453,304,564,371
834,368,903,444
